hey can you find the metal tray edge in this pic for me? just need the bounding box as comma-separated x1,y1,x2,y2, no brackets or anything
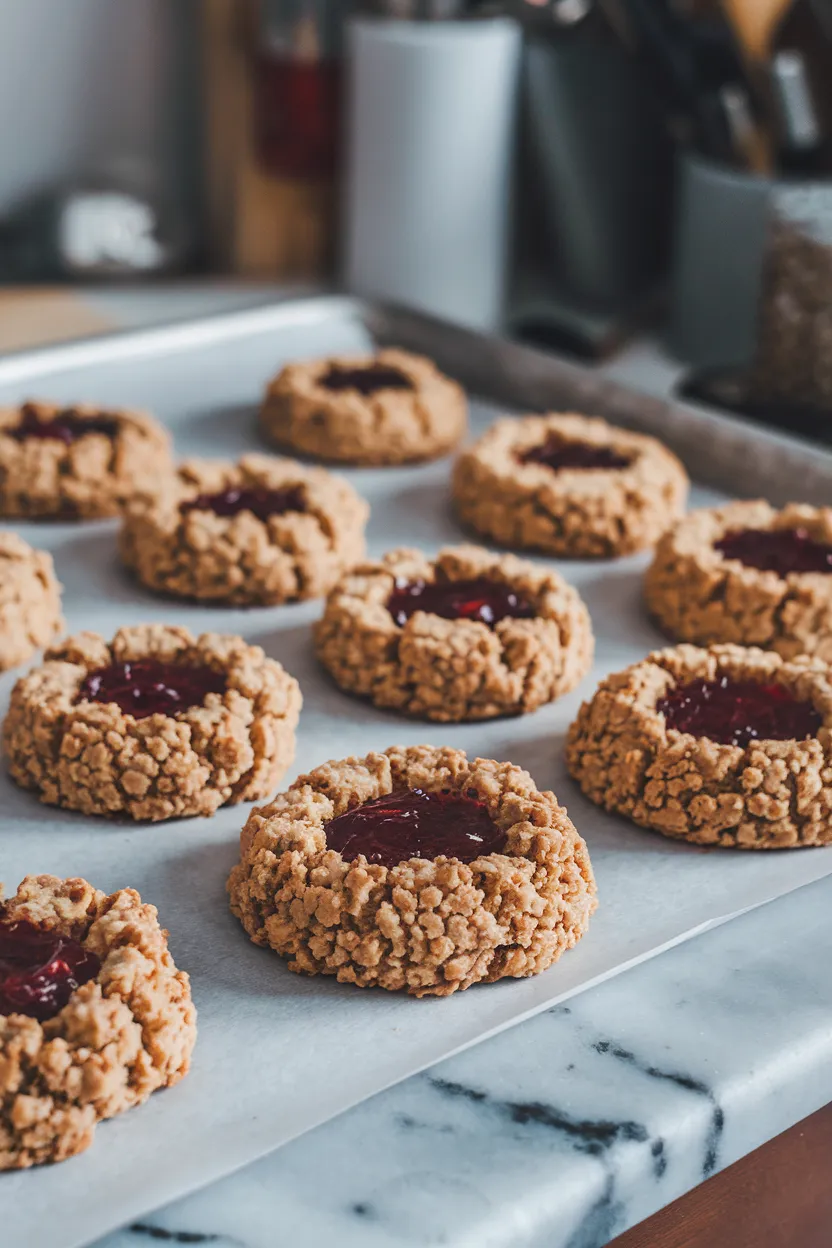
0,292,829,505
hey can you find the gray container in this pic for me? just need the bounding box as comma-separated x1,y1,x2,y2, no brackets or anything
670,154,832,415
519,29,672,312
669,155,772,370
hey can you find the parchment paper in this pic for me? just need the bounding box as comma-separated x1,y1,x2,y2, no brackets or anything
1,305,831,1248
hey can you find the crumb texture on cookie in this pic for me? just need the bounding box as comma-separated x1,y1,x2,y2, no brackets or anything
0,401,172,519
567,643,832,849
0,531,63,670
261,349,467,465
0,874,195,1169
120,453,368,605
3,625,301,821
228,744,597,997
645,501,832,661
314,544,594,721
453,412,688,558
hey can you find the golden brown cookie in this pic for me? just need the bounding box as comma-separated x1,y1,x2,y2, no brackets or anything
452,412,689,558
228,744,597,998
261,348,467,466
4,625,301,822
566,643,832,849
0,874,195,1169
645,501,832,661
0,532,63,670
119,453,368,605
314,544,594,722
0,400,172,519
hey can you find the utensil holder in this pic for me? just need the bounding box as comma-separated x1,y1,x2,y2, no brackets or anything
670,154,832,415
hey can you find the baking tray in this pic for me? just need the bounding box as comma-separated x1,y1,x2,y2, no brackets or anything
1,295,832,1248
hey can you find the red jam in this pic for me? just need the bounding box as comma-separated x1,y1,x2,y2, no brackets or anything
387,577,535,628
325,788,507,869
78,660,227,719
180,485,306,523
657,675,822,748
715,528,832,576
0,919,100,1021
318,364,414,397
8,406,119,446
520,434,631,472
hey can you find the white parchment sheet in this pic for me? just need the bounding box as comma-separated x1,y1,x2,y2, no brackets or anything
1,306,831,1248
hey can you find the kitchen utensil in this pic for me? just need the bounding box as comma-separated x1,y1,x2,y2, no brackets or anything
770,48,826,174
769,0,832,175
618,0,767,164
719,0,792,62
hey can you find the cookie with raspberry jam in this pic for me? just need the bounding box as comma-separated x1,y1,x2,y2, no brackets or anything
645,501,832,660
0,531,63,670
0,400,171,519
228,744,597,997
453,412,688,558
314,544,594,721
119,453,368,605
4,625,301,821
261,348,467,465
0,874,195,1169
566,643,832,848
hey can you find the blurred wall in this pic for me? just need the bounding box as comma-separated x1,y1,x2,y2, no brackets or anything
0,0,201,223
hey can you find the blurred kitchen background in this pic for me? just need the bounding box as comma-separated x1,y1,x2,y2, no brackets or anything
1,0,831,439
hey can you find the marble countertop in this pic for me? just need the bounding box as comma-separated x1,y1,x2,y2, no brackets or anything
28,286,829,1248
92,876,832,1248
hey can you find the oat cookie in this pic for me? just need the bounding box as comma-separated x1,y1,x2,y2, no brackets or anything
228,744,597,997
0,532,63,670
566,643,832,848
645,501,832,660
120,453,368,605
261,348,467,465
4,625,301,822
0,874,195,1169
453,412,688,558
315,544,594,721
0,400,172,519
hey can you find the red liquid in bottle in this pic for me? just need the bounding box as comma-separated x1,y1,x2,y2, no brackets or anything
254,54,341,179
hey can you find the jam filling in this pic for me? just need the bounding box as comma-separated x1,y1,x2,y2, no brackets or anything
325,788,507,869
9,406,119,446
318,363,414,397
657,675,822,748
387,576,535,628
0,919,101,1021
715,528,832,576
519,434,631,472
78,660,227,719
180,485,306,523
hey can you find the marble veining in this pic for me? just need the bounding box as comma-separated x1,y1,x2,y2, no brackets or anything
90,875,832,1248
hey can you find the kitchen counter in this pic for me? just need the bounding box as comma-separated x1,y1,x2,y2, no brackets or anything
92,876,832,1248
6,285,829,1248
